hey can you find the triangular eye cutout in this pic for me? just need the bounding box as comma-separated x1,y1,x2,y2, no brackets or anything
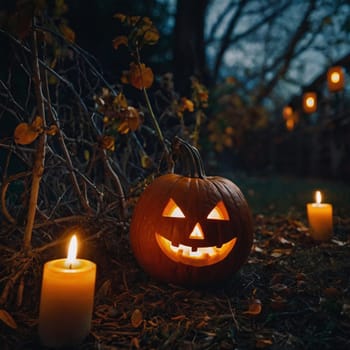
162,198,185,218
207,201,230,220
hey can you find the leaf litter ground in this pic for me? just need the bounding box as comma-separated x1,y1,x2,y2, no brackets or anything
1,213,349,350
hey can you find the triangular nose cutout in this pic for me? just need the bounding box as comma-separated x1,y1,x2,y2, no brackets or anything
189,223,204,240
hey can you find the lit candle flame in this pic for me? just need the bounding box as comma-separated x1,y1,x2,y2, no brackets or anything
66,235,78,266
315,190,322,204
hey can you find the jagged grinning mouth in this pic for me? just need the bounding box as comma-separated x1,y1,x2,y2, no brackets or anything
155,234,237,267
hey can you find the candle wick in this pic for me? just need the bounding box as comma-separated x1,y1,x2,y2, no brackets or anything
69,263,72,269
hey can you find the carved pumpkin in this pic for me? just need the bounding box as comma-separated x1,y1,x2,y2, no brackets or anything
130,138,253,287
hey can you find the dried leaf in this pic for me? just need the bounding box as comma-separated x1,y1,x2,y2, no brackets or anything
14,123,39,145
270,248,292,257
331,239,347,246
0,309,17,329
45,125,58,136
112,35,128,50
117,120,130,135
113,93,128,109
129,62,154,90
127,106,141,131
131,309,143,328
243,299,262,316
60,24,75,43
101,136,115,151
277,237,294,246
142,26,159,45
256,338,273,348
171,315,186,321
253,245,264,253
31,116,43,131
84,149,90,161
140,154,152,169
323,287,340,298
113,13,127,22
96,279,112,299
270,296,287,311
130,337,140,349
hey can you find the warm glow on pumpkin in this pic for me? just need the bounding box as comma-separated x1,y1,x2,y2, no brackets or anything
189,223,204,239
207,201,229,220
155,234,237,267
162,198,185,218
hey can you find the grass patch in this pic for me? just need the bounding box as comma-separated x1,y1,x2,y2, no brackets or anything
222,173,350,217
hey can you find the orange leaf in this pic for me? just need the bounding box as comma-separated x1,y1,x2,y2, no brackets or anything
31,116,43,131
131,309,143,328
129,62,154,89
112,35,128,50
256,338,273,348
117,120,130,135
100,135,115,151
113,93,128,109
127,106,141,131
59,24,75,43
45,125,58,136
0,309,17,329
120,71,130,85
243,299,262,316
14,123,39,145
113,13,127,22
140,154,152,169
179,97,194,113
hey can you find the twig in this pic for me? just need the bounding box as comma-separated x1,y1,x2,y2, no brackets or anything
226,297,240,331
0,257,32,305
1,171,31,224
42,62,94,215
0,28,89,115
101,150,126,219
23,20,47,253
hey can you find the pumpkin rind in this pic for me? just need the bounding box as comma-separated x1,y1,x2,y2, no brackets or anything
130,173,253,287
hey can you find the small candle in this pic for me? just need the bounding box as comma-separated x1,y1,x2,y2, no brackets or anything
306,191,333,241
38,235,96,348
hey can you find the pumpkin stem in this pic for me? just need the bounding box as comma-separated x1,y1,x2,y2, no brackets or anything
173,137,206,178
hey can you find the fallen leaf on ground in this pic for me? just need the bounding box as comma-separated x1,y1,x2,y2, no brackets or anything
131,309,143,328
243,299,262,316
0,309,17,329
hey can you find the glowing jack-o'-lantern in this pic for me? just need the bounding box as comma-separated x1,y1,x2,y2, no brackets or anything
302,92,317,114
130,138,253,287
156,199,236,267
327,66,345,92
